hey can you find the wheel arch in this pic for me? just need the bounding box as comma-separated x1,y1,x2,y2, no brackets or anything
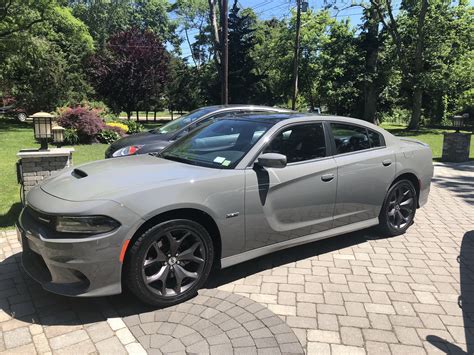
391,172,421,208
122,208,222,269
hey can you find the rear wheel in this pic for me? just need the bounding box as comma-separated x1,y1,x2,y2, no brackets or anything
378,180,417,236
125,219,214,307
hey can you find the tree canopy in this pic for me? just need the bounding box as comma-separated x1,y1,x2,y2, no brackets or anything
0,0,472,128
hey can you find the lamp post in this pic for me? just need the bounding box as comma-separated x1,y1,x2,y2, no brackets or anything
30,112,53,151
52,126,65,147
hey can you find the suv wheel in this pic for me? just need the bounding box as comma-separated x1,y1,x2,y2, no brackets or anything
378,180,417,236
125,219,214,307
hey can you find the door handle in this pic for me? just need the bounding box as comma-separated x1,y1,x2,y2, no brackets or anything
382,159,392,167
321,174,335,182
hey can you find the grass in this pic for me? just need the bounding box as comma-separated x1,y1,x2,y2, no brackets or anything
0,119,472,230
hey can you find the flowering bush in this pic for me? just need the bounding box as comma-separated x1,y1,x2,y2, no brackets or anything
56,100,115,120
97,125,126,144
106,122,129,133
121,120,143,134
58,107,105,143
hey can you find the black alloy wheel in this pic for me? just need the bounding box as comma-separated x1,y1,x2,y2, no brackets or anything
125,219,214,307
379,180,417,236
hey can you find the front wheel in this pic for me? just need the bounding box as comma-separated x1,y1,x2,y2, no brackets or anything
378,180,417,236
124,219,214,307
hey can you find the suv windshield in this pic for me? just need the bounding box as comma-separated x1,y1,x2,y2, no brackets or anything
159,119,272,169
152,107,216,134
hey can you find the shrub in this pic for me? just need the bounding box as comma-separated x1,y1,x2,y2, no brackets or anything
63,128,79,145
106,122,129,133
122,120,143,134
97,126,125,144
56,100,116,120
58,107,105,143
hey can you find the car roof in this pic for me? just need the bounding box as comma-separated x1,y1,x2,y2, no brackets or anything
225,112,385,131
202,105,292,113
223,112,309,124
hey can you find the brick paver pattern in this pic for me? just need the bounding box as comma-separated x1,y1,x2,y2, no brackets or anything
0,162,472,354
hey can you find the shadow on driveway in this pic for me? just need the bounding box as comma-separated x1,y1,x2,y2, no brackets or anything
205,227,388,288
0,227,388,327
427,230,474,354
432,175,474,205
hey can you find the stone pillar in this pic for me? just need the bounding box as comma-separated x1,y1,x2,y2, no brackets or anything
442,132,471,162
17,148,74,195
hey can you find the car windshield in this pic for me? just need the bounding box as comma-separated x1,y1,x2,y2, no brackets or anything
151,107,216,134
159,119,272,169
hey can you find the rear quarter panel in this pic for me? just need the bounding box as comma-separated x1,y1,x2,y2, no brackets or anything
393,138,433,207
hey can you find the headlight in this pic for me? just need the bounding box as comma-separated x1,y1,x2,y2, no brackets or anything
112,145,144,157
56,216,120,234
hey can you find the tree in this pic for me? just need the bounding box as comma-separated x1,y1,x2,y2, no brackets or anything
89,28,170,118
0,0,55,38
171,0,210,68
166,57,204,112
0,3,94,111
226,3,261,103
369,0,429,129
69,0,179,50
317,19,364,116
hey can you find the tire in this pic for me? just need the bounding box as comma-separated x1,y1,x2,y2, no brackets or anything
378,180,417,236
124,219,214,307
17,112,27,122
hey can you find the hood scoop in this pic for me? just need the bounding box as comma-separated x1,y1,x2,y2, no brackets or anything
71,168,88,179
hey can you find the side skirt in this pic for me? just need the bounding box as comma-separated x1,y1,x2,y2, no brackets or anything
220,218,379,269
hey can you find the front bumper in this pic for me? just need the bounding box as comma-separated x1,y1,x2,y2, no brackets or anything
17,212,122,297
17,188,142,297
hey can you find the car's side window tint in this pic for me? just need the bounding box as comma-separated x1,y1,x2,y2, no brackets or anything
331,123,371,154
263,123,326,163
368,129,384,148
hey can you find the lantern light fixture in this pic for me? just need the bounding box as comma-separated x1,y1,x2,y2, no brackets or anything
452,115,464,133
30,112,54,151
52,126,65,147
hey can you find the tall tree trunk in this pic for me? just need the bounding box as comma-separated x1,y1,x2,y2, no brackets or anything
410,88,423,130
363,6,380,124
408,0,429,130
208,0,222,83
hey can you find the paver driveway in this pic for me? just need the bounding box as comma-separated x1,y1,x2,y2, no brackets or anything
0,161,472,354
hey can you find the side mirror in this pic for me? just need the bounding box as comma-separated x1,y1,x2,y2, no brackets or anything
257,153,287,169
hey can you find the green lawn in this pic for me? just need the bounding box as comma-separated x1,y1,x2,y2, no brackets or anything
0,119,472,230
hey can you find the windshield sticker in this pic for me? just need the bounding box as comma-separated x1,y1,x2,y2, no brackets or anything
222,160,231,166
214,156,226,163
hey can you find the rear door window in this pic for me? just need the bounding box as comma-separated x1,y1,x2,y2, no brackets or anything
330,123,371,154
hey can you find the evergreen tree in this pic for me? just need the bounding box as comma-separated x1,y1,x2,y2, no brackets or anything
227,2,262,104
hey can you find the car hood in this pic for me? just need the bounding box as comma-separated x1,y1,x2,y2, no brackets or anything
40,154,217,202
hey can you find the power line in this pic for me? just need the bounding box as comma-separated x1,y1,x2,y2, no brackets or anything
256,0,292,16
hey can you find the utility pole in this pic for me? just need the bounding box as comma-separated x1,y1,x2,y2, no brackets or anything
221,0,229,105
291,0,302,110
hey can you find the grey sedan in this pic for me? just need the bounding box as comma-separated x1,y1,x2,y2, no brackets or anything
17,113,433,306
